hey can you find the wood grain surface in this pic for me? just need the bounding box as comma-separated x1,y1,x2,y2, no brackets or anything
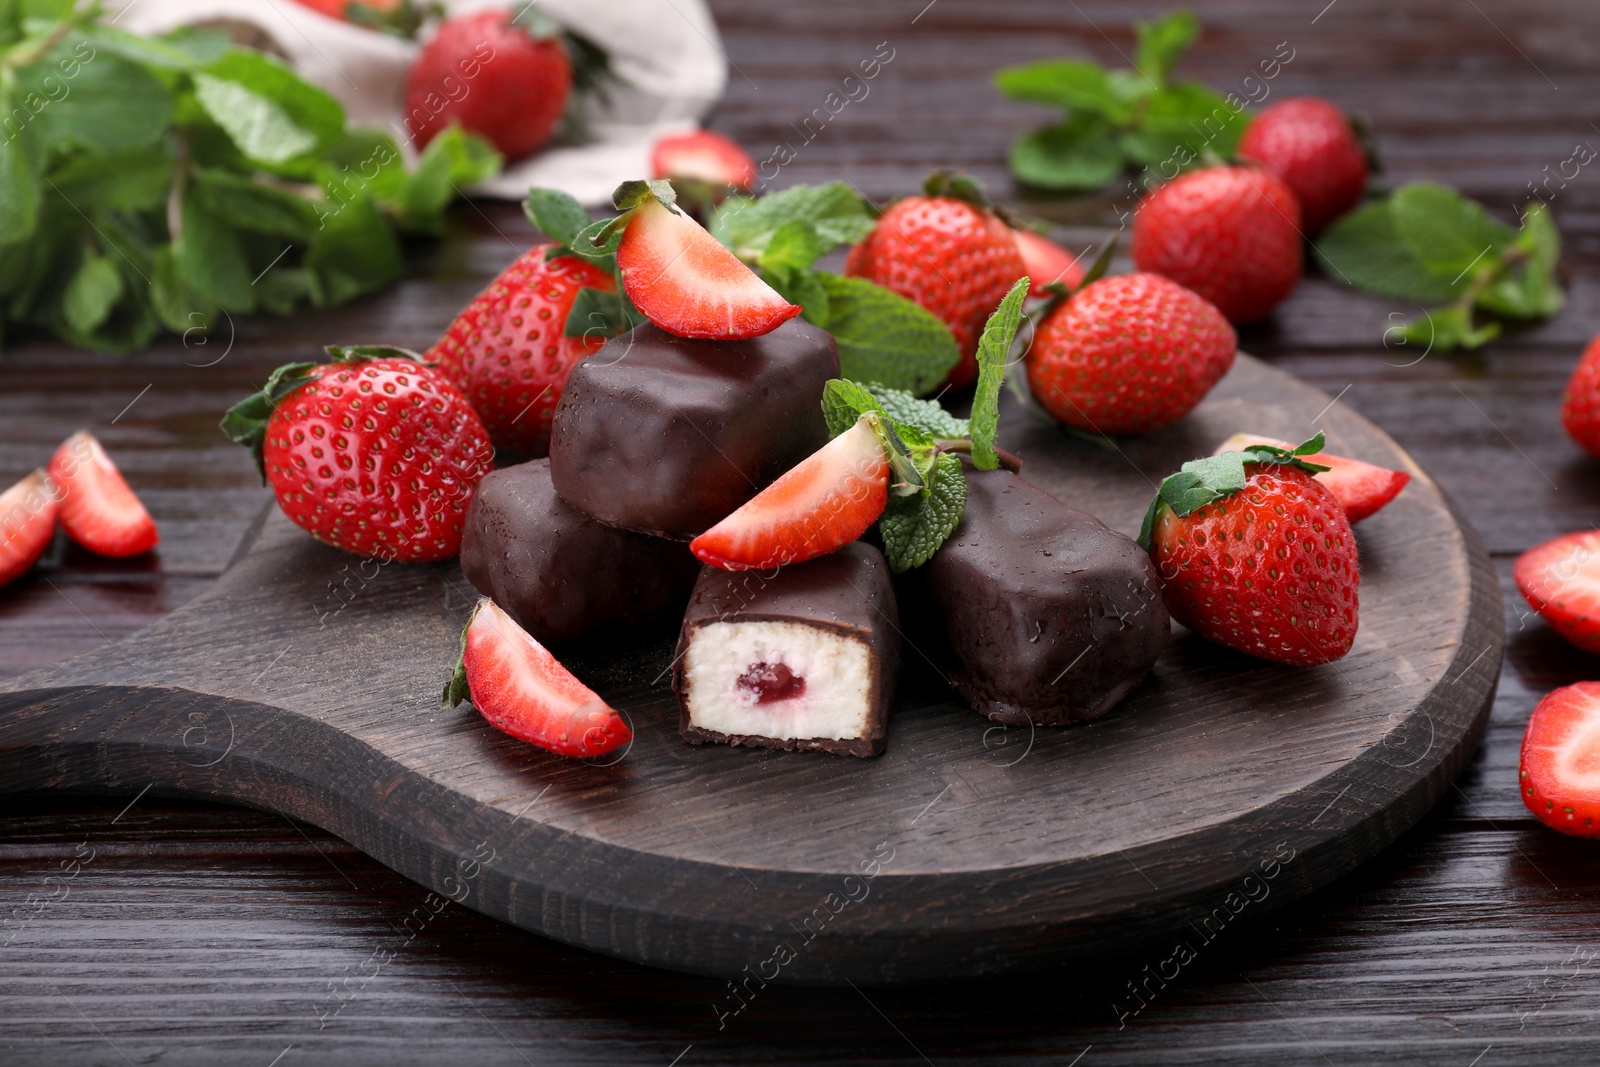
2,0,1599,1061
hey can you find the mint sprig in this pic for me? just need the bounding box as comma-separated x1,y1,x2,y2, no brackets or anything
1137,433,1330,550
1314,183,1563,351
994,10,1246,192
970,276,1029,470
880,452,968,573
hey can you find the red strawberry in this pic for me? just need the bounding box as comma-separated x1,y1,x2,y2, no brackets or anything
616,189,800,339
844,174,1027,390
651,129,756,191
224,350,492,563
1143,452,1359,666
1238,97,1368,236
404,10,570,161
427,244,615,456
1012,228,1085,296
1520,682,1600,837
444,598,631,758
690,419,889,571
1131,165,1303,324
1560,333,1600,460
1515,531,1600,654
290,0,406,23
47,432,158,558
1026,273,1235,435
0,470,60,588
1213,433,1410,522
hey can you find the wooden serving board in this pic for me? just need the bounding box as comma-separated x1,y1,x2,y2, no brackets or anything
0,354,1501,986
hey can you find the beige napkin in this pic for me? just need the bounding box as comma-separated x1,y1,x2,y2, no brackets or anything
106,0,729,204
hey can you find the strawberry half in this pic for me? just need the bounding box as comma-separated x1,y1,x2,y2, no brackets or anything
650,129,756,191
1012,228,1085,297
1520,682,1600,837
690,418,889,571
46,431,158,558
0,470,60,589
443,598,631,758
1515,531,1600,654
1214,433,1410,523
613,181,800,340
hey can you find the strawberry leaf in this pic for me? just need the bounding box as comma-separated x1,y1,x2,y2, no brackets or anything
324,344,425,363
1137,434,1329,550
220,360,319,481
441,600,484,709
562,286,645,340
612,178,678,213
879,452,967,573
524,187,595,249
970,277,1030,471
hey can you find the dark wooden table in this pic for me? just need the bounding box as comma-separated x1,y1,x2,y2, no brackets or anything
4,0,1599,1062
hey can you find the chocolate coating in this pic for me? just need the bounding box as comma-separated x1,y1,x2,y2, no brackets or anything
912,468,1169,726
674,543,900,757
460,459,700,644
548,318,839,538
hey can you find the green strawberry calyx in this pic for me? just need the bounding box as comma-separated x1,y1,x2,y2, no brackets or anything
922,170,1000,216
1136,434,1332,550
441,599,486,709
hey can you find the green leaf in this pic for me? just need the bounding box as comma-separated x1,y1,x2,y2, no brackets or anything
525,185,594,247
709,181,876,259
1478,201,1564,320
865,384,969,439
1134,10,1198,83
1009,116,1124,191
562,285,641,341
17,47,172,153
194,51,344,170
46,147,171,211
193,168,318,240
1389,181,1512,287
388,125,501,233
61,250,123,336
1120,82,1247,165
220,360,320,480
814,273,961,395
178,194,256,313
150,243,216,334
1314,199,1464,303
879,452,967,573
0,133,39,244
305,192,401,307
1137,434,1328,549
969,277,1029,471
77,24,214,70
766,263,830,325
1395,304,1500,352
761,218,824,274
320,129,407,204
993,59,1132,122
821,378,885,437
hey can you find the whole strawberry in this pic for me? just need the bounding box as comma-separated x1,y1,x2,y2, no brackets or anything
1139,436,1358,666
1131,165,1302,324
428,244,615,456
223,349,493,563
1026,272,1235,435
1238,97,1368,235
845,173,1025,390
405,9,570,161
1560,333,1600,459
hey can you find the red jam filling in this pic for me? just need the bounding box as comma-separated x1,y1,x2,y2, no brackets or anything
737,662,806,704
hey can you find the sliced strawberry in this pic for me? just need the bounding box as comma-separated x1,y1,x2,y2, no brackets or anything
691,419,889,571
617,194,801,339
444,598,631,758
0,470,60,589
1516,531,1600,654
651,129,756,191
1520,682,1600,836
1214,432,1410,523
1012,228,1085,296
46,431,158,558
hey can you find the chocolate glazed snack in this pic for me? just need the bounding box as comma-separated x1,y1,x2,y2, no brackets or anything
460,459,701,644
674,543,900,757
912,468,1169,726
548,318,839,539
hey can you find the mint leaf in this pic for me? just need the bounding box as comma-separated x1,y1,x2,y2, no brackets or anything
525,186,595,247
24,49,172,152
1389,181,1512,288
48,147,172,211
1396,304,1500,352
970,277,1029,471
761,219,824,274
1314,199,1463,303
821,378,884,437
195,51,344,170
709,181,875,259
1120,82,1247,165
1478,201,1563,320
0,134,39,244
860,383,969,439
1009,116,1124,191
193,168,318,240
815,273,960,395
178,196,256,313
305,193,401,307
62,252,123,336
879,452,967,573
994,59,1132,122
1134,10,1198,83
389,125,501,233
767,264,830,325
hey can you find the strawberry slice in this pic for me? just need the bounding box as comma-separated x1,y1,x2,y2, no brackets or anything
616,192,801,340
650,129,756,191
1214,432,1409,522
1012,228,1085,296
1520,682,1600,836
47,431,158,558
1515,530,1600,654
0,470,60,589
691,419,889,571
443,598,631,758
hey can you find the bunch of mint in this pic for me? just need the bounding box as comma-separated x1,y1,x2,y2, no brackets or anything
706,181,961,394
0,1,501,353
1314,182,1563,351
993,10,1247,192
820,277,1028,572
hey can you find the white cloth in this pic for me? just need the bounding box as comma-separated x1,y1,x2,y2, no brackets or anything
106,0,729,205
